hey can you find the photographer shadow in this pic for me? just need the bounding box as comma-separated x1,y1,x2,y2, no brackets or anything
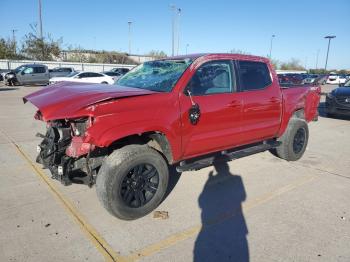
194,158,249,262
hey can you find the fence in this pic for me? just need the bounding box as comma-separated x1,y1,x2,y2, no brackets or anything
0,59,136,73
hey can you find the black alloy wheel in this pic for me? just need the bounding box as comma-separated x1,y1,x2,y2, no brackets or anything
120,164,159,208
293,127,306,154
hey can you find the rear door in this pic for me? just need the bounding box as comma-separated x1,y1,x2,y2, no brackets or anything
33,66,49,84
237,60,282,144
89,72,105,83
179,60,243,158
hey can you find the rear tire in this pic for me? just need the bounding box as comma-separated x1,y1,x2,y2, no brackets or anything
101,81,108,84
271,118,309,161
96,145,169,220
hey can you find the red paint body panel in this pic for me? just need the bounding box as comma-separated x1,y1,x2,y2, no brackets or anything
23,82,158,121
24,54,320,163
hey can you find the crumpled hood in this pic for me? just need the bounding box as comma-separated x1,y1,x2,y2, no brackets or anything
23,82,158,120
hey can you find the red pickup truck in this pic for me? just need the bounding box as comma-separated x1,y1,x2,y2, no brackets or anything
24,54,320,220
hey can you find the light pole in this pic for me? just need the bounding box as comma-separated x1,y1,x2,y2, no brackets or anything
170,5,176,56
128,21,132,54
269,34,275,59
38,0,43,39
324,35,336,71
186,44,189,55
176,8,181,55
315,49,320,69
12,29,17,54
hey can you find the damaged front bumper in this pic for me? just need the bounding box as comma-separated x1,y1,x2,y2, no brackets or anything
36,124,106,187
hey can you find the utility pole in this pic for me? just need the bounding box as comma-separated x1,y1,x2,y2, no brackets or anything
38,0,43,39
324,35,336,71
12,29,18,54
315,49,320,69
128,21,132,54
269,34,275,59
176,8,181,55
170,5,176,56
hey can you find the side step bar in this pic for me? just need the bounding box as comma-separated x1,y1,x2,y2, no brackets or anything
176,140,281,172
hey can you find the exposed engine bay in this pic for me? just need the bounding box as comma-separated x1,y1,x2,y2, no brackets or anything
36,118,106,186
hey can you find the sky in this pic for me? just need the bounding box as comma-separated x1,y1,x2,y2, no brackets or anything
1,0,349,69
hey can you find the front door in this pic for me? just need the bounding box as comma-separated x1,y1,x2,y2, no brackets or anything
179,60,243,158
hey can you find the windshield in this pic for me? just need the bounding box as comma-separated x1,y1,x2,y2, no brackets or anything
66,72,79,77
116,59,193,92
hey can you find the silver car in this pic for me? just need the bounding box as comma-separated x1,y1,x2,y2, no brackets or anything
5,64,49,85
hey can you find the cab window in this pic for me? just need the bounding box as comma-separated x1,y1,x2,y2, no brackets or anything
34,67,46,73
238,61,272,91
187,61,234,96
23,67,34,74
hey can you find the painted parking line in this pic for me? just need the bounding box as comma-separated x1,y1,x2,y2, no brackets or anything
126,173,317,261
0,130,127,262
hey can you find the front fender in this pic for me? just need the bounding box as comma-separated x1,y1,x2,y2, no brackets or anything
85,117,183,162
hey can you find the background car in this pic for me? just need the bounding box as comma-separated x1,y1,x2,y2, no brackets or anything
101,71,122,81
49,71,114,85
49,67,76,78
325,79,350,117
326,75,347,85
110,67,130,75
302,74,319,84
4,64,49,86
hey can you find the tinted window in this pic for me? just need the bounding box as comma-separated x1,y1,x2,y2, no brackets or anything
188,61,233,96
89,73,103,77
78,73,89,78
238,61,272,91
34,67,46,73
62,68,72,72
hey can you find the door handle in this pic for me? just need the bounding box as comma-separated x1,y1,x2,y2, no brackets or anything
227,101,241,108
270,97,279,103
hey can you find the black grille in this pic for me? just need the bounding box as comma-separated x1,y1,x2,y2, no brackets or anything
336,96,350,106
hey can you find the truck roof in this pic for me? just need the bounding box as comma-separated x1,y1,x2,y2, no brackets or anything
162,53,269,63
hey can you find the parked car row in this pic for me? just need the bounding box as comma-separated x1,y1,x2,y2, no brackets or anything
1,64,131,86
278,73,350,86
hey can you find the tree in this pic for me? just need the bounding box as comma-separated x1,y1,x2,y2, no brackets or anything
147,50,167,59
21,31,62,61
280,58,305,70
0,38,26,59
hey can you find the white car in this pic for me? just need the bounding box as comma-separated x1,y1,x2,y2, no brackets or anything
49,71,115,85
326,75,347,85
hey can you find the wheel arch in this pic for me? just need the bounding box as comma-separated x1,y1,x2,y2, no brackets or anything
107,131,174,164
279,107,306,137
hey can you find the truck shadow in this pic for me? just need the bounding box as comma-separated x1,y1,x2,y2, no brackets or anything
194,158,249,262
0,87,18,91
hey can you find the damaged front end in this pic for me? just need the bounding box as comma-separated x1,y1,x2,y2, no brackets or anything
36,117,106,186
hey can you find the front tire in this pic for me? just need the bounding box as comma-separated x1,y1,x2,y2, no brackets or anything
271,118,309,161
96,145,169,220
